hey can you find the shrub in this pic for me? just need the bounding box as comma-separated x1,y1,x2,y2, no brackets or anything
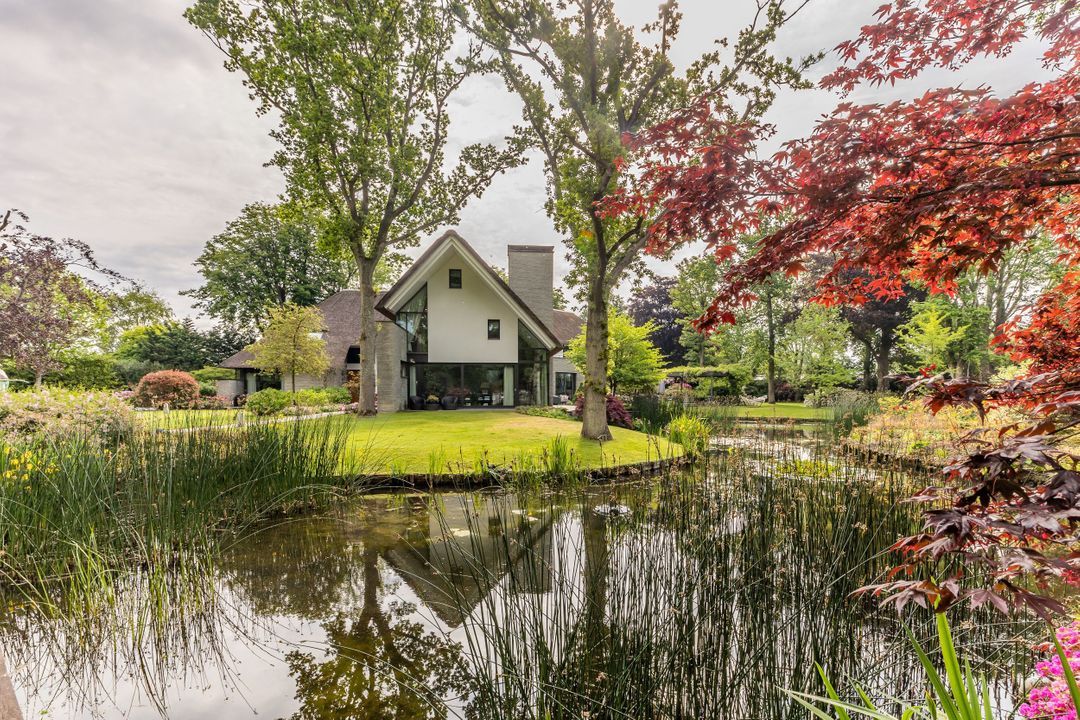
665,415,711,459
198,381,218,397
516,406,577,421
293,387,352,407
134,371,200,409
191,366,235,383
112,358,167,387
195,395,228,410
0,389,135,441
573,394,633,429
245,388,291,416
50,352,122,390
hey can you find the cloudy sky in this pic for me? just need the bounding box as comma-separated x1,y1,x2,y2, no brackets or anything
0,0,1051,324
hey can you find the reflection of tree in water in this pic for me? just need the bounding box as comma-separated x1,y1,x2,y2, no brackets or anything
282,546,472,720
220,500,474,719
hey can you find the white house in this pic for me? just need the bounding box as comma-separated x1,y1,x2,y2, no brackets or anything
218,231,584,411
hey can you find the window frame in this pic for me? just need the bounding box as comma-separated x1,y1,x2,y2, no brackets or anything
487,319,501,340
449,268,462,289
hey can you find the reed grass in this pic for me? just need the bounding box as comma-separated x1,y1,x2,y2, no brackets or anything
432,431,1037,719
0,417,357,599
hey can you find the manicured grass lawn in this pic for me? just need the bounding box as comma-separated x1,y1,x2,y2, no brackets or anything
339,410,676,475
134,408,244,429
732,402,831,420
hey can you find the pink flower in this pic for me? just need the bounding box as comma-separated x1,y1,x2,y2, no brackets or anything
1020,622,1080,720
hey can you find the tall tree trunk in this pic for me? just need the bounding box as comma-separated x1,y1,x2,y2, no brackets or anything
355,256,378,415
581,275,611,441
765,293,776,403
698,337,705,367
876,328,893,391
33,370,43,389
290,368,297,402
860,339,873,391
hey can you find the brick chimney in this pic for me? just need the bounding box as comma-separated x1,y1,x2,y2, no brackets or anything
507,245,554,332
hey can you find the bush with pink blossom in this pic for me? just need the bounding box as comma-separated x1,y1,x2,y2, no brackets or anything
1020,622,1080,720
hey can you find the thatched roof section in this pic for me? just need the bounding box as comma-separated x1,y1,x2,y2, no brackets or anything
552,309,584,347
219,291,391,371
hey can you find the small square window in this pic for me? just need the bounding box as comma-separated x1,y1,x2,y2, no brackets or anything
449,269,462,288
487,319,501,340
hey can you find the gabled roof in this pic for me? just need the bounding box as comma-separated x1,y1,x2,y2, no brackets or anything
219,290,392,371
376,230,561,350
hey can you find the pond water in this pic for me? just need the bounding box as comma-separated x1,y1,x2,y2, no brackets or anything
0,429,1038,719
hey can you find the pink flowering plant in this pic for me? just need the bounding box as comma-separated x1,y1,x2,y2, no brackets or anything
1021,622,1080,720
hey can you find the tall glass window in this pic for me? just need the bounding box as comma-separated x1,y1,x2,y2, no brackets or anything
555,372,576,399
395,285,428,354
517,322,549,406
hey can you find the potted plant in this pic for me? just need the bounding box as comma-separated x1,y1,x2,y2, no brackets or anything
424,394,441,411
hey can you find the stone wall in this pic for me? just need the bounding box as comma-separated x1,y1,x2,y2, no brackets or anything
376,321,406,412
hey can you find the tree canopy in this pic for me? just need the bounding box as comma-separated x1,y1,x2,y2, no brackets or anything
245,304,330,395
567,312,665,396
620,0,1080,616
184,202,358,333
186,0,526,414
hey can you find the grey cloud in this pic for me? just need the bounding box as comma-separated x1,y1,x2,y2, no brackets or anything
0,0,1053,324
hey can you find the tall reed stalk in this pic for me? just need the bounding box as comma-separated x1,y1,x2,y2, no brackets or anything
432,433,1036,719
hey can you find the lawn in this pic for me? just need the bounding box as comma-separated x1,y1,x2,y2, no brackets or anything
732,402,831,420
134,408,244,429
133,408,677,475
339,410,676,475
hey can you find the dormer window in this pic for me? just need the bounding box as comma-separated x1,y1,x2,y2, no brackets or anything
449,268,462,289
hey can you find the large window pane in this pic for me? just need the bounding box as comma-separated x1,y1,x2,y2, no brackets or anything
396,285,428,354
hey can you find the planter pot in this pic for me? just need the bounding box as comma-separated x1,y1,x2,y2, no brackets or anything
441,396,460,410
424,402,440,411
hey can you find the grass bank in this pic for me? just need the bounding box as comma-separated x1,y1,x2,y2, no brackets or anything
339,409,676,475
732,402,832,420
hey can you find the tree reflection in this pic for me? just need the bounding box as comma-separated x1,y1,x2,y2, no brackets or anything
282,547,472,720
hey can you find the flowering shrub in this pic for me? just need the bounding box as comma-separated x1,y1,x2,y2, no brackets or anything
1020,622,1080,720
573,394,633,429
134,371,200,409
0,389,135,441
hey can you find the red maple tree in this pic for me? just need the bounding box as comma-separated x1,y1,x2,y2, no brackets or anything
609,0,1080,615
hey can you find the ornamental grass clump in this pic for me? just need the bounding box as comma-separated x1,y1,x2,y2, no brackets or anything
0,417,355,594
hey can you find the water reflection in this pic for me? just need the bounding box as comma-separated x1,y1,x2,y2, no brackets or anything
0,437,1040,719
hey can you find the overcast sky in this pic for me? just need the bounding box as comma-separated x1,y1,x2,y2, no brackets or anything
0,0,1052,324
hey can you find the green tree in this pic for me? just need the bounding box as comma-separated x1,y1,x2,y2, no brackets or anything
468,0,813,438
244,304,330,396
567,312,665,395
97,286,172,353
115,320,213,371
186,0,526,414
897,300,969,372
184,202,356,333
776,304,853,390
670,257,722,366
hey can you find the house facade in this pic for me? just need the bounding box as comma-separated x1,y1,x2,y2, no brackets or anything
218,231,584,411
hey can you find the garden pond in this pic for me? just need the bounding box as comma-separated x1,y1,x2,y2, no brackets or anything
0,427,1043,719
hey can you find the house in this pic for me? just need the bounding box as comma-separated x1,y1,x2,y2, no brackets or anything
218,231,584,411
